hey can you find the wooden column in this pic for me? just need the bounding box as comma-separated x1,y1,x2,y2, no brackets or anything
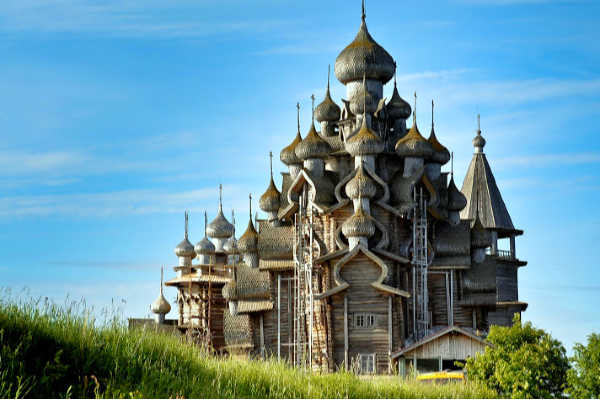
277,274,281,360
260,314,265,359
344,295,348,370
449,270,454,326
510,235,516,258
388,295,393,373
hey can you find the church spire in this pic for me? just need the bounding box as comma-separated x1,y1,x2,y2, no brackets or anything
361,0,366,22
218,183,223,212
473,114,486,153
413,92,417,127
184,211,189,240
297,102,300,133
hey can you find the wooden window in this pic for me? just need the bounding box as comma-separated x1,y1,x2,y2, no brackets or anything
354,313,375,328
359,353,375,374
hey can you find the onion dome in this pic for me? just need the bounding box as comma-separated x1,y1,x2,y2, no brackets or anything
395,94,434,158
345,163,377,200
223,236,239,254
349,83,377,115
428,101,451,165
207,185,235,239
471,213,493,248
151,293,171,315
280,103,303,166
238,195,259,253
223,210,239,254
345,115,384,156
259,152,281,213
342,202,375,238
334,5,395,85
151,268,171,315
295,121,332,160
174,211,196,258
175,237,195,258
473,114,486,152
315,66,341,122
447,176,467,212
195,211,216,255
194,236,214,256
386,78,411,120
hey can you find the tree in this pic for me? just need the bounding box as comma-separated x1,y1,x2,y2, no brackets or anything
464,314,569,398
566,333,600,398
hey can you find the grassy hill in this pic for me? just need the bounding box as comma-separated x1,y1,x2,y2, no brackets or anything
0,292,495,398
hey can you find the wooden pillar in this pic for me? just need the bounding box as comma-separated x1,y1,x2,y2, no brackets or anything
472,307,477,330
510,235,516,258
277,274,281,360
260,314,265,359
388,296,393,373
344,295,348,370
439,355,443,372
413,353,417,377
449,270,454,326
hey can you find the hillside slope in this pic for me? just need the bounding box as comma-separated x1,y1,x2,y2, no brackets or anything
0,294,495,398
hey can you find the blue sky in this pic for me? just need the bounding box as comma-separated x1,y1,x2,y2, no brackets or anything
1,0,598,352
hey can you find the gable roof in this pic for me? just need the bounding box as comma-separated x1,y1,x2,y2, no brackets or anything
391,325,490,359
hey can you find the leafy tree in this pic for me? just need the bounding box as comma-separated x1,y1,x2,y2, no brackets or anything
464,314,569,398
566,333,600,398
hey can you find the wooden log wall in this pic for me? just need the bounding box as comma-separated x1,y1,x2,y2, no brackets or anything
263,270,294,360
496,263,518,302
332,254,393,373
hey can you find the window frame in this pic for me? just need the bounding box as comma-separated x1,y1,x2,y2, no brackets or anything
359,353,376,374
354,312,375,329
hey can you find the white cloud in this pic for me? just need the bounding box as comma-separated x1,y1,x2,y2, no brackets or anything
0,184,252,218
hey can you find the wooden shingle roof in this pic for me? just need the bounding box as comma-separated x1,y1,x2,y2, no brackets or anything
460,151,515,235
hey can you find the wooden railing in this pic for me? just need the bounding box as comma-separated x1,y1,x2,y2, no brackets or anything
485,248,515,260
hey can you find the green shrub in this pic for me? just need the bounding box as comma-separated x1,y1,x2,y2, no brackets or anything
0,290,495,398
464,314,569,398
566,333,600,398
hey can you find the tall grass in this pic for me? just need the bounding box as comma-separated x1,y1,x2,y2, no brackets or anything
0,289,496,398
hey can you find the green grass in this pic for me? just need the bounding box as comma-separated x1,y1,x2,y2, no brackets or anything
0,290,496,398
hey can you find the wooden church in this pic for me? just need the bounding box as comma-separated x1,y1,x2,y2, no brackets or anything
147,2,527,375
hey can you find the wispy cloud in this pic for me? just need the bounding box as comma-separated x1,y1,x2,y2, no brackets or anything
496,152,600,168
0,0,292,38
0,185,251,217
0,150,86,174
47,260,157,271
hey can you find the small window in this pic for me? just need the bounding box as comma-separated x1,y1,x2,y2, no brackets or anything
354,313,375,328
359,353,375,374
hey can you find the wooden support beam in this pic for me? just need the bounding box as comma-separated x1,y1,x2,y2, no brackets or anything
260,314,265,359
344,295,348,370
388,296,393,374
450,270,454,326
277,274,281,360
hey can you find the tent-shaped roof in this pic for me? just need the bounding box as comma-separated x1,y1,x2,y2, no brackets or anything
460,127,519,237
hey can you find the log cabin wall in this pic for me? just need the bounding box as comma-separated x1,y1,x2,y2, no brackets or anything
336,254,393,373
496,262,518,302
264,270,294,360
